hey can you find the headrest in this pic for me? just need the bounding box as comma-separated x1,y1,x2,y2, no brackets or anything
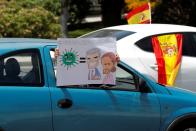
5,58,21,76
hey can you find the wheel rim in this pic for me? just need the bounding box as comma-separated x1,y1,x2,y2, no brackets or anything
184,128,196,131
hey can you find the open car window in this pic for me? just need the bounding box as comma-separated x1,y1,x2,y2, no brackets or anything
115,65,137,90
0,49,44,86
49,49,138,91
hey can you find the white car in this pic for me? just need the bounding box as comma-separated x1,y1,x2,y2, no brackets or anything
81,24,196,92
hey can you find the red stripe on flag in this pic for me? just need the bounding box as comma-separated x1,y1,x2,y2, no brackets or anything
175,34,183,68
126,3,149,20
152,37,167,85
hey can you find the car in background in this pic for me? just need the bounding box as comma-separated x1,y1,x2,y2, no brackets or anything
0,38,196,131
81,24,196,92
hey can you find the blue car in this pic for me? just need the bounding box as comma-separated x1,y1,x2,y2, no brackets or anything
0,38,195,131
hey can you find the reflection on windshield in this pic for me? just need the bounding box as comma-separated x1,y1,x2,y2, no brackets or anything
81,29,135,41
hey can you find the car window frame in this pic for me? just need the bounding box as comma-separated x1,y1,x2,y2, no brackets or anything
57,62,149,92
47,47,152,93
0,48,45,87
135,32,196,57
117,62,153,93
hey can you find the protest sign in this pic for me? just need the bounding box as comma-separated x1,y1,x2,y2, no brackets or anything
56,38,117,86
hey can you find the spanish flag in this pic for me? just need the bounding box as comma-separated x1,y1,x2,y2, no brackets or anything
126,3,151,24
152,34,183,86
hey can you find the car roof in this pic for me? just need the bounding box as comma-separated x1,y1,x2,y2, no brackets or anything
1,24,196,47
105,24,196,35
0,38,57,48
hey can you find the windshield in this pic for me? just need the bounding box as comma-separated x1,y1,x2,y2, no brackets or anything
81,29,135,41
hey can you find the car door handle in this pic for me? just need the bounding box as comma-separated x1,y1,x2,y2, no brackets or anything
58,99,73,109
150,64,158,71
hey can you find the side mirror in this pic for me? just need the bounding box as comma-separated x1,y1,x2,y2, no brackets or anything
138,78,150,93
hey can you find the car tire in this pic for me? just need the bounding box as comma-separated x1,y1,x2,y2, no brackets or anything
171,121,196,131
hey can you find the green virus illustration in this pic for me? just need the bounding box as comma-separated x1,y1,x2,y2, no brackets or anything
59,48,79,70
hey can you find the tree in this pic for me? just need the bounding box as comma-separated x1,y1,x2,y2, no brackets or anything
0,0,61,38
60,0,92,37
0,0,93,38
67,0,92,24
153,0,196,26
61,0,69,37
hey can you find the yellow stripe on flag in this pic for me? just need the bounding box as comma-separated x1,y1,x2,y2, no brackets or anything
167,64,181,86
127,10,150,24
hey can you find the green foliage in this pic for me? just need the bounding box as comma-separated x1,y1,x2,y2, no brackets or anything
0,0,61,38
68,28,94,38
153,0,196,26
0,0,93,38
41,0,61,16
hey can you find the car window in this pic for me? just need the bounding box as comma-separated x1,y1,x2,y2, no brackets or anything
81,29,135,40
182,33,196,57
135,32,196,57
0,49,44,86
115,65,137,90
135,37,153,52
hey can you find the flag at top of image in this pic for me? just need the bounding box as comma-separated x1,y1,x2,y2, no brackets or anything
126,3,151,24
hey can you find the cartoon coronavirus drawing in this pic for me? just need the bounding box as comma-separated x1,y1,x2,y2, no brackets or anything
59,48,79,70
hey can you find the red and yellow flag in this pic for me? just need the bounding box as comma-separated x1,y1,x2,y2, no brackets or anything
125,3,151,24
152,34,183,86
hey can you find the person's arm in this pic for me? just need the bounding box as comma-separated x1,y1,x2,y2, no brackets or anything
54,48,60,60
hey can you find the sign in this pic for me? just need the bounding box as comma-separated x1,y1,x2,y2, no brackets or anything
56,38,117,86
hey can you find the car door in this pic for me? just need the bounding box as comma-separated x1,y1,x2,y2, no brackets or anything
0,49,52,131
135,32,196,91
45,46,161,131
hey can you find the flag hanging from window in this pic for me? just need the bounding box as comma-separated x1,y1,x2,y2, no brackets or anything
125,3,151,24
152,34,183,86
